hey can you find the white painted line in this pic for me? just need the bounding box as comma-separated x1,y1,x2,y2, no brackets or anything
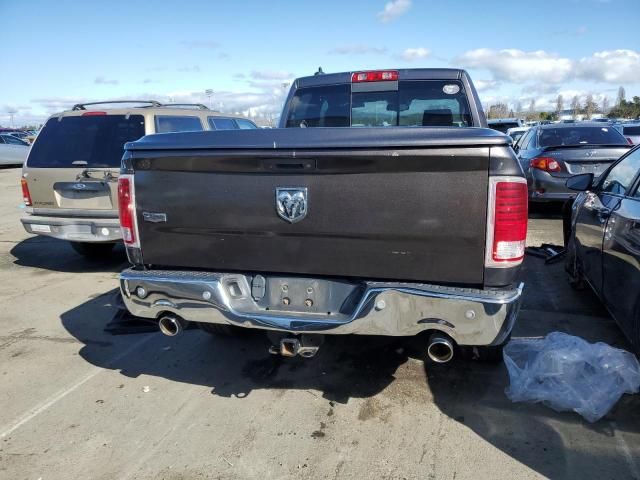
0,334,155,439
611,421,640,479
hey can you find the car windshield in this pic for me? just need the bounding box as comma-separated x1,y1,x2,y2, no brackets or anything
285,80,472,128
489,122,519,133
27,115,145,168
538,126,627,147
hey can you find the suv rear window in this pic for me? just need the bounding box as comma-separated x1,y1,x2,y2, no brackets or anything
27,115,145,168
623,126,640,136
285,80,471,128
155,115,203,134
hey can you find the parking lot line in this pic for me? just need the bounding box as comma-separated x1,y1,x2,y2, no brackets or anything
0,333,155,439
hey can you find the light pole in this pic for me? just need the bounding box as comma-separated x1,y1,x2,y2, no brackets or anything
7,108,17,127
205,89,214,109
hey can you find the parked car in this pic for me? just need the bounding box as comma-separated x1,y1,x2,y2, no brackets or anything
118,68,527,363
5,131,31,143
514,123,631,202
614,122,640,145
0,134,29,165
488,118,524,133
565,145,640,352
20,100,257,258
506,126,529,144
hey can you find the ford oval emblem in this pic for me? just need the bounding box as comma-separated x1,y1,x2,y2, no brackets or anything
73,183,87,190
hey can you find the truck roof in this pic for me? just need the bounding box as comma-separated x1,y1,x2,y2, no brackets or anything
295,68,466,88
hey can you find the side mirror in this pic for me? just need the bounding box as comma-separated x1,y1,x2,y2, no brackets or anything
566,173,594,191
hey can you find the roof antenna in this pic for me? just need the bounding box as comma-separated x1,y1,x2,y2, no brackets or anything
314,66,324,76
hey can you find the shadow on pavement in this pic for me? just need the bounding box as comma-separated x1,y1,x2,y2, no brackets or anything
10,236,127,273
59,258,640,478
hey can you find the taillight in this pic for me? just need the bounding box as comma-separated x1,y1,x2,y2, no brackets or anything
530,156,561,173
118,174,139,247
351,70,398,83
627,137,634,145
485,177,528,267
21,177,32,206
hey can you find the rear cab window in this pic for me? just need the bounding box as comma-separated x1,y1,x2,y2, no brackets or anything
27,115,145,168
285,80,472,128
155,115,203,134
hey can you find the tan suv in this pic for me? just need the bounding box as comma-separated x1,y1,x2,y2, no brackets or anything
20,100,258,258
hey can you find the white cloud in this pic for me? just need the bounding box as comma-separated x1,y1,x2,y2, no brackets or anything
576,50,640,84
457,48,640,86
94,76,119,85
474,79,499,92
400,47,431,61
250,70,294,81
377,0,411,23
177,65,201,73
329,44,387,55
456,49,573,83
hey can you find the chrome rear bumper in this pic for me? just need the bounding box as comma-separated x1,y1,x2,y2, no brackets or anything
119,269,524,346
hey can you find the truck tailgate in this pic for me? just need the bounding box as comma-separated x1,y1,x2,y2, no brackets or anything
128,128,503,284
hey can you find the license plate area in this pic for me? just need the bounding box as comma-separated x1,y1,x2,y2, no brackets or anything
221,275,363,317
53,181,113,209
567,163,606,176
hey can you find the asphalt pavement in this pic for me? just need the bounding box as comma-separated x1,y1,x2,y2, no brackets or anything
0,166,638,480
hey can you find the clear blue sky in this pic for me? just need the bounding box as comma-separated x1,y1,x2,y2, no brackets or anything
1,0,638,125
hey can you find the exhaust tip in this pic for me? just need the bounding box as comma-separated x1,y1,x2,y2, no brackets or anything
158,315,183,337
427,334,454,363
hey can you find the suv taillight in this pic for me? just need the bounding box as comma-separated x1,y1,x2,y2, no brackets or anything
118,174,139,247
485,177,528,267
530,156,561,172
21,177,32,206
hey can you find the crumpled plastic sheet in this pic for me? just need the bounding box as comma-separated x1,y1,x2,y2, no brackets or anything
503,332,640,422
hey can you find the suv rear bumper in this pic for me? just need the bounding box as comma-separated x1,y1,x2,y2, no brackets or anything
119,269,524,346
21,214,121,242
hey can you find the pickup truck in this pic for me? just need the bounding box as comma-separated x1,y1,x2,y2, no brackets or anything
118,69,527,363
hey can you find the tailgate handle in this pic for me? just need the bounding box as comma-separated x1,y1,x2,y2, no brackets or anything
264,159,316,171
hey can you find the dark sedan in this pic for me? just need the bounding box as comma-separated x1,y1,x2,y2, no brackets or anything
514,123,631,202
566,145,640,352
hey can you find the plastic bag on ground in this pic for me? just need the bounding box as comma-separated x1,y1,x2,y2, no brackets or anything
503,332,640,422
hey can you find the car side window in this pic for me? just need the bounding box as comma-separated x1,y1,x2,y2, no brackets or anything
3,135,25,145
208,117,238,130
235,119,258,129
524,129,537,149
155,116,203,134
601,149,640,196
516,129,532,151
0,136,5,144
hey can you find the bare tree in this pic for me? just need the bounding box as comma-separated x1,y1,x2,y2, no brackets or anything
571,96,581,120
602,96,610,115
514,101,523,116
616,86,626,107
487,103,509,119
584,94,597,120
555,95,564,119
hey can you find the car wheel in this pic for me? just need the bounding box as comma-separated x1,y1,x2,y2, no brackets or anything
198,322,247,337
564,236,585,290
70,241,115,259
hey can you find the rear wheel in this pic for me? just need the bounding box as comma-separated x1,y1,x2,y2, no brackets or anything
565,236,585,290
198,322,247,337
70,241,115,259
